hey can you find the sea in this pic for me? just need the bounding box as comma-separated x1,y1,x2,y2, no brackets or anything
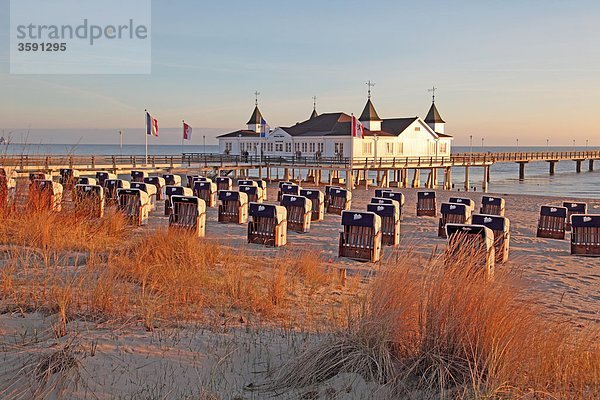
2,143,599,199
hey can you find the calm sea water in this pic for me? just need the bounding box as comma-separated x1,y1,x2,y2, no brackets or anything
2,144,599,199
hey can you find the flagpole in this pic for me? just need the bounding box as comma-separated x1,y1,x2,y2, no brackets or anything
119,129,123,157
144,109,148,165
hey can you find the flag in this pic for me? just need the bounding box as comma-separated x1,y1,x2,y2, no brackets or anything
351,115,364,139
183,122,192,140
146,111,159,137
260,117,270,138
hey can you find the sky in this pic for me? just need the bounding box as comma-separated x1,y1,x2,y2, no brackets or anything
0,0,599,146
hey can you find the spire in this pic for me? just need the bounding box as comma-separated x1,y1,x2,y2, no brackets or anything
359,99,382,122
246,105,263,125
310,96,318,119
425,102,445,124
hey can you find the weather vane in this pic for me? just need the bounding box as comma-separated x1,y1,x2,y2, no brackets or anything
312,95,317,110
428,86,437,103
254,90,260,106
366,80,375,99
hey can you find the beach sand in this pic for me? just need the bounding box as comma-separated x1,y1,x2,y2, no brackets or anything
0,183,598,399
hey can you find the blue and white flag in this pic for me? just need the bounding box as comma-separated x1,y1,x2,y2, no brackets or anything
146,111,159,137
260,117,270,137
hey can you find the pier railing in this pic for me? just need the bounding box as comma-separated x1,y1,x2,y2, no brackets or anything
1,150,599,171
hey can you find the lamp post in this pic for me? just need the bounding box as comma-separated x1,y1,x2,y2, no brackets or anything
546,139,549,152
516,138,519,152
203,135,206,154
481,137,484,151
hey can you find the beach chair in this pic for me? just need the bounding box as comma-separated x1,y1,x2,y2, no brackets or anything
77,177,97,185
144,177,166,200
438,203,472,238
300,189,325,221
324,185,340,208
29,172,52,183
117,188,151,226
445,224,495,278
0,169,16,212
238,179,257,188
381,191,405,220
570,215,600,257
480,196,505,216
169,195,206,237
162,174,182,186
370,197,395,205
536,205,567,240
104,179,130,205
131,170,147,183
29,180,63,211
130,182,158,210
281,194,312,233
367,202,400,246
374,189,392,198
187,175,207,188
59,168,80,190
73,184,104,218
215,176,233,192
449,197,476,213
239,185,263,203
562,202,587,231
472,214,511,263
247,202,287,247
339,211,382,262
416,191,437,217
218,190,248,224
96,171,117,187
193,180,218,207
280,183,301,198
164,185,193,216
277,181,293,201
255,180,268,201
327,188,352,215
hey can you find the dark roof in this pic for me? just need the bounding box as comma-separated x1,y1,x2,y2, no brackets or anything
310,108,318,119
436,132,453,138
282,113,351,137
424,102,445,124
246,106,263,125
216,130,260,138
381,117,420,135
359,99,382,122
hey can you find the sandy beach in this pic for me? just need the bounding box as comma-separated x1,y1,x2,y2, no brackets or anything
0,182,598,399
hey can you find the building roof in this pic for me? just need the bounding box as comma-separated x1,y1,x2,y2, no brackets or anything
381,117,420,135
359,99,382,122
216,130,261,139
246,106,264,125
424,102,445,124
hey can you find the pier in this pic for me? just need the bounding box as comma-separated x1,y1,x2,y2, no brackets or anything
1,150,599,192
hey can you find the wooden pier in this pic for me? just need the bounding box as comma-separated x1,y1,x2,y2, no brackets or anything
1,150,598,192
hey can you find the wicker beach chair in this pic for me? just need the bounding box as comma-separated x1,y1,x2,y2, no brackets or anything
536,205,567,240
381,191,405,220
29,172,52,184
300,189,325,221
239,185,263,204
164,185,193,216
96,171,117,187
281,194,312,233
104,179,130,205
74,184,105,218
77,177,97,185
327,188,352,215
472,214,511,263
339,211,382,262
416,191,437,217
131,182,158,210
193,180,218,207
169,195,206,237
215,176,233,192
162,174,182,186
59,168,80,190
280,183,301,198
570,215,600,257
130,170,148,183
439,203,472,238
374,189,392,198
277,181,293,201
144,176,166,200
480,196,505,216
448,197,476,213
324,185,340,208
29,180,63,211
247,203,287,247
367,201,400,246
562,202,587,231
445,224,495,278
218,190,248,224
117,188,151,226
0,168,16,213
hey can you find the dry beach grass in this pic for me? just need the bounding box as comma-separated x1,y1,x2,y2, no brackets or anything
0,182,598,398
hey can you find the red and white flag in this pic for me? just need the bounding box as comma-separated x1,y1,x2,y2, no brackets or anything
351,115,364,139
146,111,159,137
183,122,192,140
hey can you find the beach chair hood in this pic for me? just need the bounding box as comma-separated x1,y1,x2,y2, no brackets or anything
341,210,381,232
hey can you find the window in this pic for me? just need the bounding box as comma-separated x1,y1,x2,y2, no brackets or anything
386,143,394,154
275,143,283,152
285,143,291,152
225,142,232,152
240,143,245,152
362,142,372,155
415,127,421,131
398,142,404,155
302,142,307,152
440,143,447,154
294,142,299,152
429,141,436,154
268,143,273,152
319,143,323,152
309,143,315,152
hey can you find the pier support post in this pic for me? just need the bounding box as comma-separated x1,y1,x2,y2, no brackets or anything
590,160,595,171
548,161,556,175
518,162,526,180
346,169,354,190
401,169,408,188
443,167,452,190
464,166,470,191
412,169,421,188
576,160,582,173
482,166,489,193
283,168,290,181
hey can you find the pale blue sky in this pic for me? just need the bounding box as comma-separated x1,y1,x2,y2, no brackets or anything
0,0,599,145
